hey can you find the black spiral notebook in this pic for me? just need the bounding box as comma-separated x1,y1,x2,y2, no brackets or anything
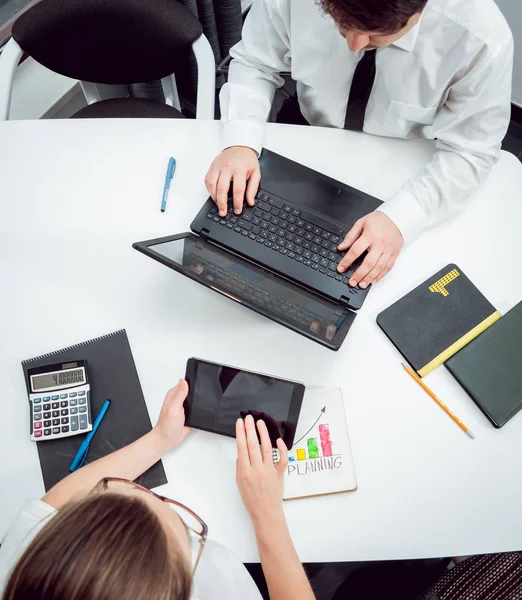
22,330,167,491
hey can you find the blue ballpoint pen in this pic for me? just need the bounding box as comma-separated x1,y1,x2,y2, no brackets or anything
69,400,111,472
161,157,176,212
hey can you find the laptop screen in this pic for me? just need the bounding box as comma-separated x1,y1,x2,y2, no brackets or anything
136,234,356,350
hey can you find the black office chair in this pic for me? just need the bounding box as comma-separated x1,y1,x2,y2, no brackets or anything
0,0,215,120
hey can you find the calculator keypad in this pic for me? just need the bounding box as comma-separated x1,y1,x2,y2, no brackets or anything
32,389,91,441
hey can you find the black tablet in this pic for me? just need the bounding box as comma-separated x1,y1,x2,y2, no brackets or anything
184,358,304,448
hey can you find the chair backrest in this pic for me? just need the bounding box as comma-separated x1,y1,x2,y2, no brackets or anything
12,0,204,85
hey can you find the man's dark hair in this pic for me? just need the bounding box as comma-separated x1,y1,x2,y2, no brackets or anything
321,0,428,33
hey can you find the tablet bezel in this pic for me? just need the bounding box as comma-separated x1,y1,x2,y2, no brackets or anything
184,357,305,449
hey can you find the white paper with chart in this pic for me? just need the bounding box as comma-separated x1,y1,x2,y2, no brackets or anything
283,387,357,501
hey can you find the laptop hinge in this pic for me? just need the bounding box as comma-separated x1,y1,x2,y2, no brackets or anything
200,228,211,240
340,293,357,308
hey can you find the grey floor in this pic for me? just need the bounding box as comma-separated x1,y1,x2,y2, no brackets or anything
0,0,31,25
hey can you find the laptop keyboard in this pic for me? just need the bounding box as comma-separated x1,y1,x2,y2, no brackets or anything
205,190,363,285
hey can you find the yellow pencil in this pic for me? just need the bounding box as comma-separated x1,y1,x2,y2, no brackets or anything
402,363,475,439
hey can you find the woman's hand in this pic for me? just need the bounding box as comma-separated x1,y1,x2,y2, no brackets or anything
153,380,191,452
43,380,191,509
236,415,289,529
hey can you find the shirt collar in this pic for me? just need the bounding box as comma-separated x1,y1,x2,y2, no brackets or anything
391,13,423,52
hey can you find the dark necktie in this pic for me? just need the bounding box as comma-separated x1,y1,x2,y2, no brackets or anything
344,49,377,131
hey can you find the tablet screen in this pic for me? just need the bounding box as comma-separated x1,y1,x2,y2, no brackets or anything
185,358,304,448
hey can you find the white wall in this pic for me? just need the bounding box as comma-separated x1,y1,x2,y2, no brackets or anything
495,0,522,107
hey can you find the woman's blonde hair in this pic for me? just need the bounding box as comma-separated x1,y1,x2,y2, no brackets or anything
3,492,192,600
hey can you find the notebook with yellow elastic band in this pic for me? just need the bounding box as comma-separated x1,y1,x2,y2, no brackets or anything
376,264,500,377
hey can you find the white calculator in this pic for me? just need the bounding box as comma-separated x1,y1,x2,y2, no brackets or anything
27,360,93,441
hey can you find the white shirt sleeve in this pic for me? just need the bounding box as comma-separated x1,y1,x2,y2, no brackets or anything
220,0,291,154
192,540,263,600
0,499,56,594
378,36,514,243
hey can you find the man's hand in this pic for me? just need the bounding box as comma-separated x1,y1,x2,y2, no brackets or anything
153,380,191,451
205,146,260,217
236,415,288,528
337,211,404,288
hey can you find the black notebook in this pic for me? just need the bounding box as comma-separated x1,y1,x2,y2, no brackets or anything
376,264,500,377
22,330,167,491
445,301,522,428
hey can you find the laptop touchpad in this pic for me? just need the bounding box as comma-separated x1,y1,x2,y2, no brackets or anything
304,179,363,227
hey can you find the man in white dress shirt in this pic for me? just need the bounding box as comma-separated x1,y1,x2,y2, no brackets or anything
204,0,513,289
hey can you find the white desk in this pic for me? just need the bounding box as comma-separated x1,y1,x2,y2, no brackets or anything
1,119,522,563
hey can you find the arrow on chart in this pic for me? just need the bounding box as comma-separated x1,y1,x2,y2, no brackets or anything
292,407,326,446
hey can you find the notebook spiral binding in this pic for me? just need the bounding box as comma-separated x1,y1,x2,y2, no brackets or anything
22,330,126,365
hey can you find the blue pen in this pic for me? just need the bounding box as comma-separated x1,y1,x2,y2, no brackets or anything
69,400,111,472
161,157,176,212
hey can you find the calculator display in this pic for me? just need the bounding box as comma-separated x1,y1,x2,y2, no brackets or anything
31,368,85,391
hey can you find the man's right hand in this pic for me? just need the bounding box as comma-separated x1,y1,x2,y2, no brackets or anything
204,146,260,217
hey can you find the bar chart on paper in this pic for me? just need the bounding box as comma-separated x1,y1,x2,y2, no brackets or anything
291,423,334,461
284,387,357,501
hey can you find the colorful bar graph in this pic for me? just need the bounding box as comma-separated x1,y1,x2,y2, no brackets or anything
319,424,332,457
307,437,319,459
296,448,306,461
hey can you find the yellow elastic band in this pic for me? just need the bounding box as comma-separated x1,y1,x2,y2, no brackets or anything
418,311,501,377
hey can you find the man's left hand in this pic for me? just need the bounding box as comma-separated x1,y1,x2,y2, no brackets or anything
337,211,404,288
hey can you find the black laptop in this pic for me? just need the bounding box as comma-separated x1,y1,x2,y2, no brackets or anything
133,149,382,350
